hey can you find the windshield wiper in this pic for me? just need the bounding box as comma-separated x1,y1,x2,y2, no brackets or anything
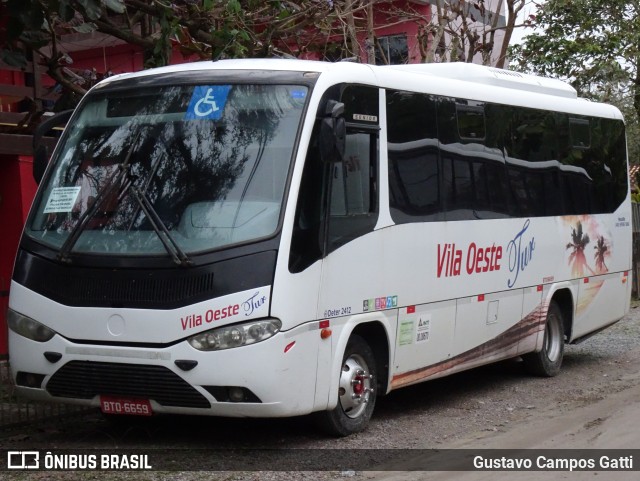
129,184,192,266
57,129,191,266
125,142,164,232
117,140,191,266
57,131,141,263
58,130,192,266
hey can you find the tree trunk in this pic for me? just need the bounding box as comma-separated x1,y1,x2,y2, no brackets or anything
366,0,376,64
344,0,360,61
425,0,447,63
495,0,523,69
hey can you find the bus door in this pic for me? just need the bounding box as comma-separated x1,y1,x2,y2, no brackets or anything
316,86,382,401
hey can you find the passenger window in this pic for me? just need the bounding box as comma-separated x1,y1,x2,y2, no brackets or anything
330,133,373,216
327,130,378,251
570,118,590,149
456,102,486,141
386,90,441,223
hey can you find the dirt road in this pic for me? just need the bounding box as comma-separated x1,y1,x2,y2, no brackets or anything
373,375,640,481
2,303,640,480
372,302,640,480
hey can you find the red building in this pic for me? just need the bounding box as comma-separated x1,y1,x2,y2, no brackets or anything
0,64,42,356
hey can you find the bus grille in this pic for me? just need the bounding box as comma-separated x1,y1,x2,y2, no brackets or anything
46,361,211,409
32,271,217,309
14,249,277,310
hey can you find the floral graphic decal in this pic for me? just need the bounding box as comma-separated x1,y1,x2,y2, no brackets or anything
594,236,609,274
564,216,612,277
566,221,595,277
563,216,613,315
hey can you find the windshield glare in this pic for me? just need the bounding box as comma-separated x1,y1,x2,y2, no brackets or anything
27,83,308,256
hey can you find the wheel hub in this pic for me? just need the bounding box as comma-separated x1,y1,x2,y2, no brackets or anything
544,316,562,362
339,354,374,419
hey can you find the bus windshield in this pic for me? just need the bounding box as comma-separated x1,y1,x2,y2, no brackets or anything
27,83,308,259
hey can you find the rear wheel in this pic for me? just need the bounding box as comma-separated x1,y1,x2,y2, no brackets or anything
316,335,377,437
523,300,564,377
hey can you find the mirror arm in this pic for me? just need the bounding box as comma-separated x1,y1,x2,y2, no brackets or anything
318,100,346,164
325,100,344,118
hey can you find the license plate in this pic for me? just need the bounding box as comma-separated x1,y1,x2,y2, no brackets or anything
100,396,152,416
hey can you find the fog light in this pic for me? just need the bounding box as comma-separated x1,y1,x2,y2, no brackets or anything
228,387,245,402
16,372,46,388
202,386,262,403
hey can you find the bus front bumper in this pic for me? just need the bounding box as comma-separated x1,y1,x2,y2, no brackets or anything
8,323,321,418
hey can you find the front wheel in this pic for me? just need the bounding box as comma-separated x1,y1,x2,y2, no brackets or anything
315,335,377,437
522,300,565,377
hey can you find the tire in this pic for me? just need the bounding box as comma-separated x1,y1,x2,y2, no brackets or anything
315,335,377,437
523,300,565,377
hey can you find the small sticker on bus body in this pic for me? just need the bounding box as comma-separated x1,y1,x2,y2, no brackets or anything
353,113,378,122
185,85,231,120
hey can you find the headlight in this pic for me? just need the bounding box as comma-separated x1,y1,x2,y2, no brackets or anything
7,309,56,342
188,319,282,351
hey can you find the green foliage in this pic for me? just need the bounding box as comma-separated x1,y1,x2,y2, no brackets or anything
1,0,341,82
510,1,640,114
510,0,640,167
72,23,98,34
102,0,125,14
77,0,102,20
1,0,122,70
227,0,242,15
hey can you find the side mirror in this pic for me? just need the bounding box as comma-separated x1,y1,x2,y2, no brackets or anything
319,100,346,163
33,109,73,184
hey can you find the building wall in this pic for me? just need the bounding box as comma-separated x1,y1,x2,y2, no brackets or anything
0,156,36,355
368,0,426,64
0,70,26,112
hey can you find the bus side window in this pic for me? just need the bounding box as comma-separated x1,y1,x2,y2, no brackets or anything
386,89,441,223
289,124,326,274
330,132,373,215
289,126,379,271
327,129,378,251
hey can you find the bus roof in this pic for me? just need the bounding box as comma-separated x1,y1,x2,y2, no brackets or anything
386,63,577,99
97,59,622,120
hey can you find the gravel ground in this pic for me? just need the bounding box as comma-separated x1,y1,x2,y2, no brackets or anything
3,302,640,480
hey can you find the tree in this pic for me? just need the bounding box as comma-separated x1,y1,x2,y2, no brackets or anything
1,0,527,111
510,0,640,125
403,0,528,66
608,88,640,166
1,0,355,102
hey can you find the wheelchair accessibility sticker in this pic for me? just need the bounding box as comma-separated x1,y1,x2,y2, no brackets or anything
185,85,231,120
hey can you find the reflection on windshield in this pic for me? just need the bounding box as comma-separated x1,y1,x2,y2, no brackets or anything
28,84,308,257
